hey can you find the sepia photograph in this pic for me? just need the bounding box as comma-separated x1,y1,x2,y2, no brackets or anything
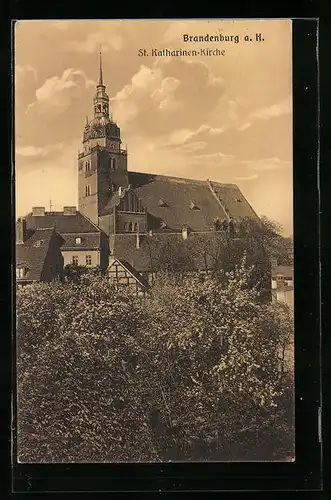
14,19,294,463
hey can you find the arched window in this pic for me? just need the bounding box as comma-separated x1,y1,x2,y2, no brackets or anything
128,222,133,232
134,222,139,232
123,222,128,231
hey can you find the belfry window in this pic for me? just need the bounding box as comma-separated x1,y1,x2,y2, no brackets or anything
108,157,116,171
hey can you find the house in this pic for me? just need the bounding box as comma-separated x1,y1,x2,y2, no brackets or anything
15,218,64,287
18,53,261,294
271,262,294,306
23,207,109,271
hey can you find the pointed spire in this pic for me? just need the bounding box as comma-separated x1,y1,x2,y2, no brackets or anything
99,46,103,86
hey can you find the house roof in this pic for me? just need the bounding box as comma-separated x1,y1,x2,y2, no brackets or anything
272,265,294,279
24,211,101,234
124,172,259,232
24,211,102,250
16,228,56,281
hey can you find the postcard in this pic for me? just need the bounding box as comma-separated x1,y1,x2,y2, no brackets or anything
15,19,294,463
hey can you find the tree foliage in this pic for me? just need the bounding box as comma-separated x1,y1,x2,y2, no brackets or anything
16,259,294,463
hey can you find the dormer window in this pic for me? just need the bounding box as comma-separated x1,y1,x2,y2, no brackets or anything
75,237,82,245
158,199,168,207
190,201,200,210
33,240,44,248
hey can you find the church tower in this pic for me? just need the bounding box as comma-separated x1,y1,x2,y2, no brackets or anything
78,51,128,224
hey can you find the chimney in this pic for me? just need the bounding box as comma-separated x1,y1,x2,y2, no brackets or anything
182,226,188,240
63,206,77,216
16,218,27,244
136,230,140,249
32,206,45,217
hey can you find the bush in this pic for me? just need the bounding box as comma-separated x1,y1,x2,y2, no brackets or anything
16,261,294,462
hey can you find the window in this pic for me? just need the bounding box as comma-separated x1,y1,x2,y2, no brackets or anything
108,157,116,171
134,222,139,232
158,198,168,207
72,256,79,265
123,222,128,231
86,255,92,266
16,267,26,278
85,185,91,197
190,201,200,211
128,222,133,232
85,161,91,171
75,237,82,245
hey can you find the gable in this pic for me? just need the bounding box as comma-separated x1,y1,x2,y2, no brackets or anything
107,258,147,289
117,189,145,213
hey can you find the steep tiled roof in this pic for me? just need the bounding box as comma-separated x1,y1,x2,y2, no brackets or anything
24,211,101,234
126,172,259,232
24,211,101,250
16,228,56,281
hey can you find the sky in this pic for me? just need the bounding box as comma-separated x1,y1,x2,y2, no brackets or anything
14,19,293,235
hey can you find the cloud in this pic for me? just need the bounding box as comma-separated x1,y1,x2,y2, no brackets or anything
26,69,95,117
251,97,291,121
111,65,180,126
242,156,291,172
69,31,123,53
111,58,225,136
15,64,38,82
16,142,64,158
236,173,259,181
237,121,252,131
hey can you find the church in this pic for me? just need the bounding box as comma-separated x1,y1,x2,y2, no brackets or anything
17,53,260,295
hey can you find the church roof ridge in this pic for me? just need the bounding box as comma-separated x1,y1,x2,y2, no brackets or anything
128,170,239,189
